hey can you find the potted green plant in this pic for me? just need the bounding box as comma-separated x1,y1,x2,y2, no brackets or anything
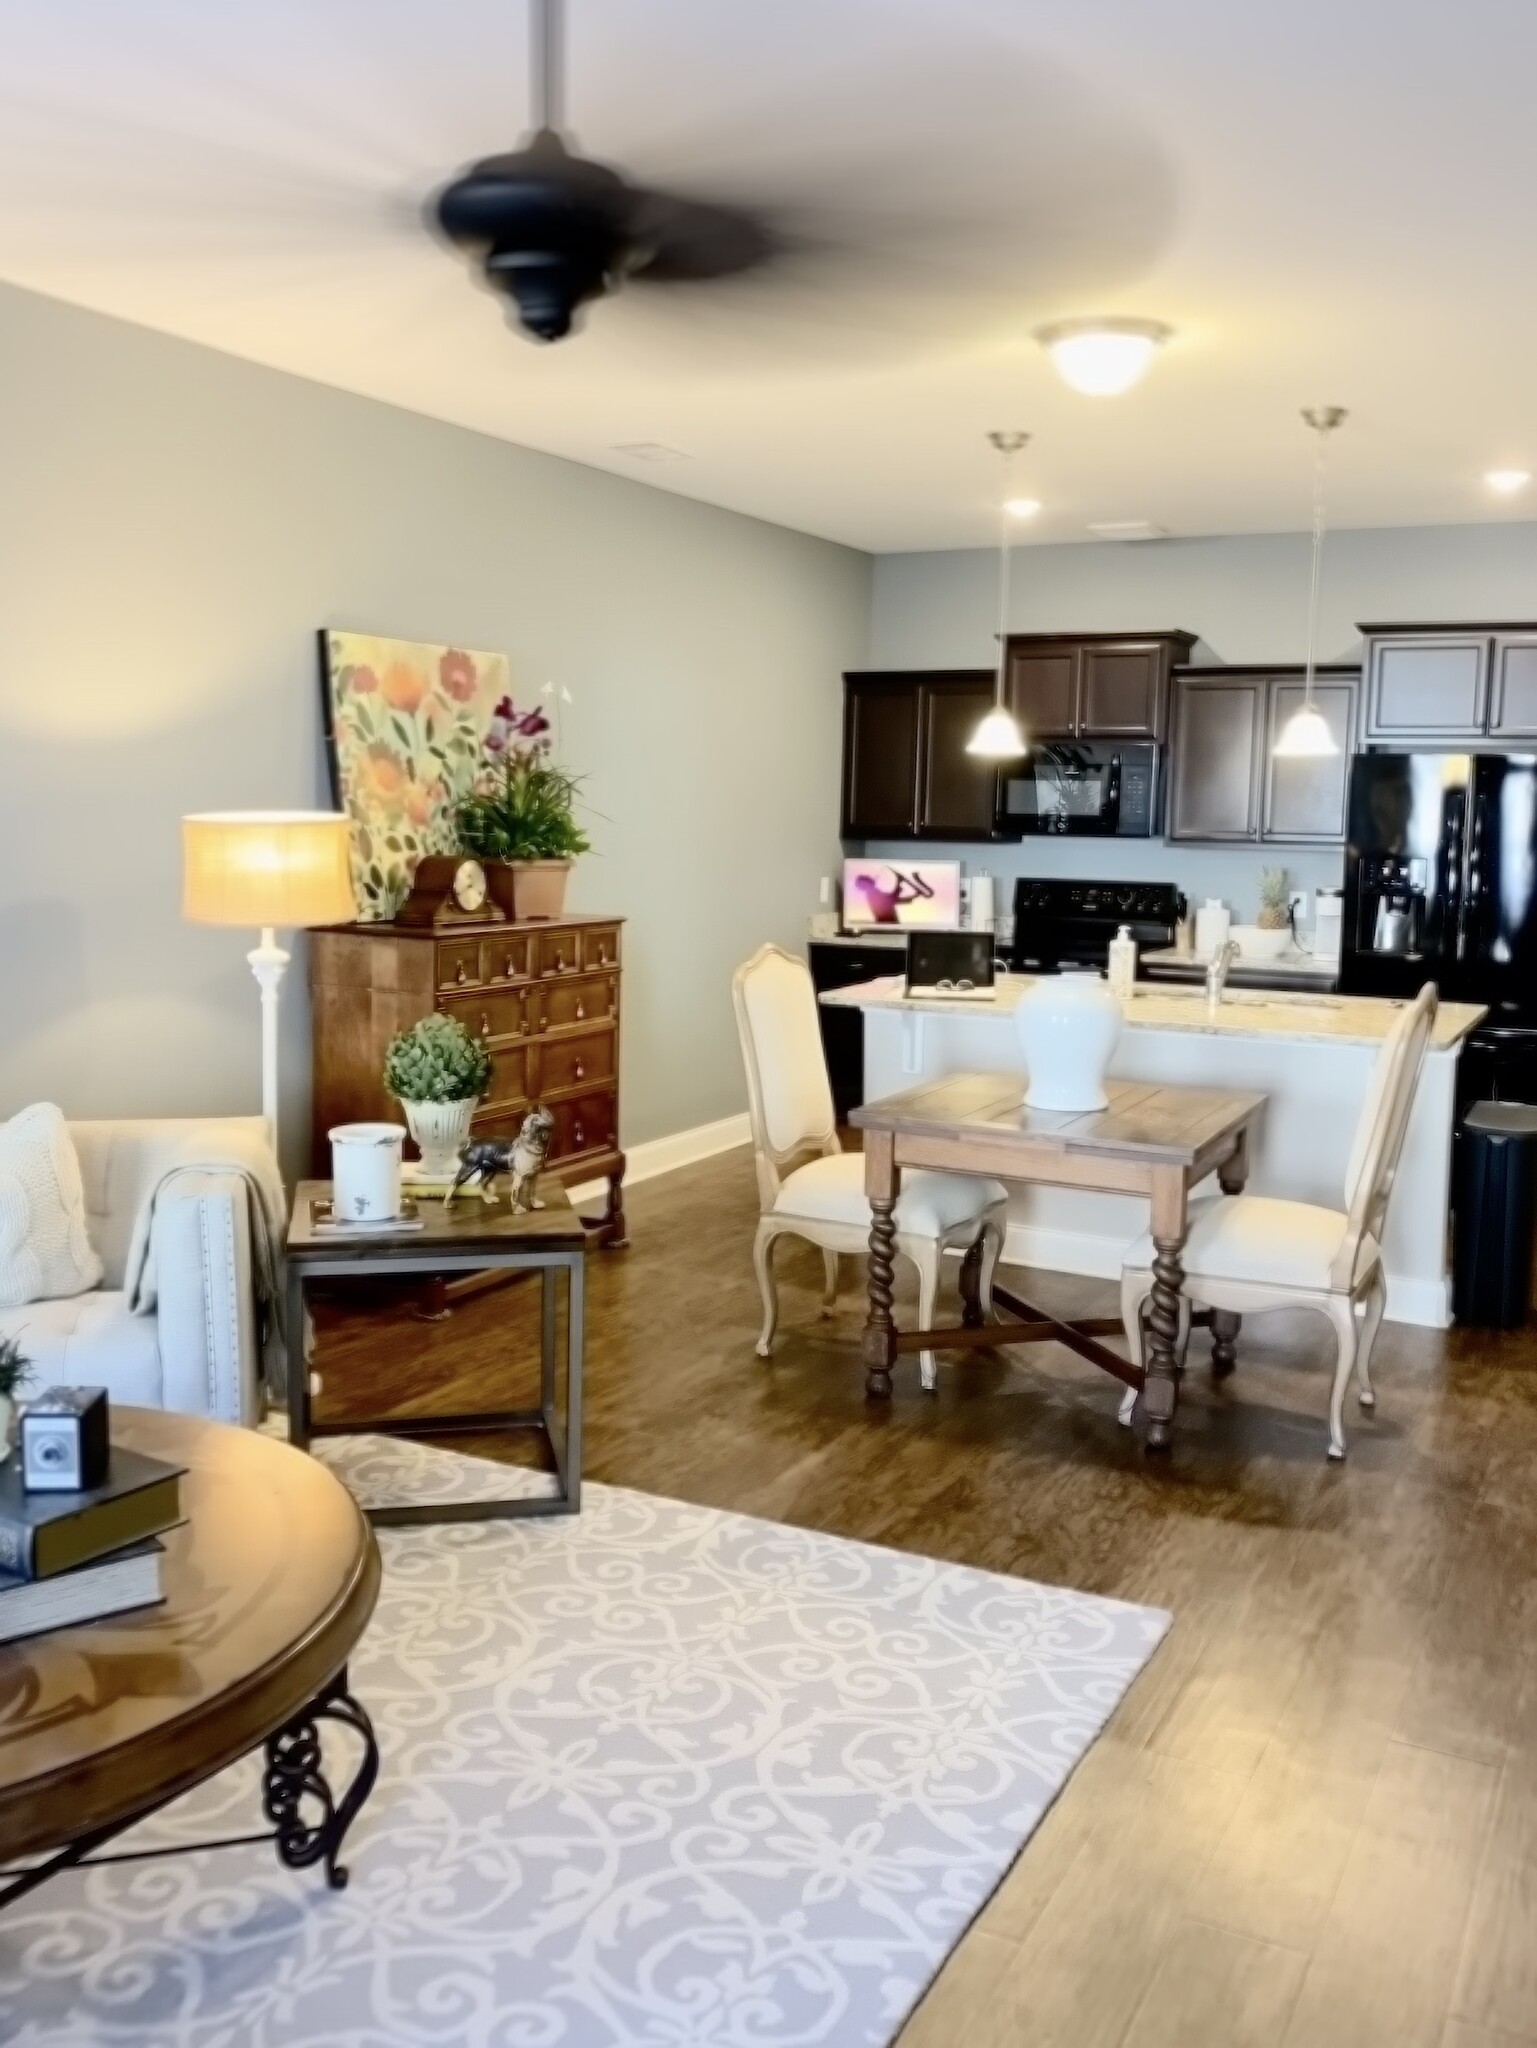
0,1334,33,1464
383,1014,493,1179
453,694,590,920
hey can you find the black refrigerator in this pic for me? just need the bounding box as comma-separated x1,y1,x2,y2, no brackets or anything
1341,752,1537,1102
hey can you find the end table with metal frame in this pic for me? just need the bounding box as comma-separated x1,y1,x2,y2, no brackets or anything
285,1181,586,1527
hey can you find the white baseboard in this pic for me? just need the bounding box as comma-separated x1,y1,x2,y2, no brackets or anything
567,1112,751,1207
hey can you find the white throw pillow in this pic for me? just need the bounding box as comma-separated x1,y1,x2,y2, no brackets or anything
0,1104,103,1308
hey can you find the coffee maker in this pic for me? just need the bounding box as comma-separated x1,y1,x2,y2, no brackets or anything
1354,855,1427,958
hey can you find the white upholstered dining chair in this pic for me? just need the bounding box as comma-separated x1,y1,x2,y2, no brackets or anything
732,944,1008,1390
1119,983,1438,1460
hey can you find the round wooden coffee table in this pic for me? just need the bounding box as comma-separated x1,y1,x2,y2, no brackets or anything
0,1409,381,1902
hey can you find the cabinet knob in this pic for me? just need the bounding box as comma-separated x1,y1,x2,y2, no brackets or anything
574,1122,585,1148
504,955,516,977
574,1060,585,1080
456,962,467,984
480,1014,491,1038
575,1000,586,1020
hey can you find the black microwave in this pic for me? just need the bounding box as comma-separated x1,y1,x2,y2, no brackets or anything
996,742,1161,838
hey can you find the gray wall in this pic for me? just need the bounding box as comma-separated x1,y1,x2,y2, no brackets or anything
867,524,1537,923
0,281,870,1170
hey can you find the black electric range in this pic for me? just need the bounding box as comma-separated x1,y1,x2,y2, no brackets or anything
1009,878,1184,974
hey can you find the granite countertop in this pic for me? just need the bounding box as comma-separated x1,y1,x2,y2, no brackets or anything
819,972,1486,1052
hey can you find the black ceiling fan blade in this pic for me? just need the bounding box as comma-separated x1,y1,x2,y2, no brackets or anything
625,188,781,282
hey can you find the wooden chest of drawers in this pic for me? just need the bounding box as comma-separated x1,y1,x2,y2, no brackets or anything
309,915,626,1244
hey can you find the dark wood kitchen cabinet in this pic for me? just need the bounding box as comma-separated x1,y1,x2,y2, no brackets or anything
1168,666,1358,845
841,670,996,840
1003,631,1197,742
1359,622,1537,740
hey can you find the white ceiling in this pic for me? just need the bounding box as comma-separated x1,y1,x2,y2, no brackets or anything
3,0,1536,552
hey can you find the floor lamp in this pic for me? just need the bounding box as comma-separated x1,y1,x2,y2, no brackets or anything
182,812,356,1160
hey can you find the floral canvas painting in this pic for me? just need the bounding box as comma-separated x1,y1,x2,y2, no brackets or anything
320,631,511,919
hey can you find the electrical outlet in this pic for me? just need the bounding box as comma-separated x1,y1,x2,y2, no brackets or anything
1289,889,1309,920
819,875,832,906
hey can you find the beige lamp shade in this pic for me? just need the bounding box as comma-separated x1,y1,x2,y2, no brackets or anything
182,811,356,929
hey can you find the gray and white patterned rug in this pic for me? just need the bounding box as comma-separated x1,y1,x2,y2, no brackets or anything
0,1436,1168,2047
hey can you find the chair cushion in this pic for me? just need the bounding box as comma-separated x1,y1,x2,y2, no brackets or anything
0,1293,163,1406
774,1151,1007,1235
1124,1193,1379,1293
0,1104,103,1308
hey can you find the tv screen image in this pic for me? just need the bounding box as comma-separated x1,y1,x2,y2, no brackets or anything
842,859,962,929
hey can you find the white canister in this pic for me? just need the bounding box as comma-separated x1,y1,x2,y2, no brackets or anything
330,1122,406,1222
969,874,996,932
1016,972,1124,1113
1194,898,1231,960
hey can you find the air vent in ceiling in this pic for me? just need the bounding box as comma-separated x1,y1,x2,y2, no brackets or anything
1087,520,1170,542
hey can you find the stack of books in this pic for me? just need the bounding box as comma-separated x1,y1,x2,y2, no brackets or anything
0,1449,184,1646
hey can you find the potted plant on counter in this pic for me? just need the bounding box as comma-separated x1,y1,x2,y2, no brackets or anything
453,692,590,921
384,1013,492,1180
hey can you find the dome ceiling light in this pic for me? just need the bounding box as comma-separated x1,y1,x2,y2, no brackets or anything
1035,317,1172,396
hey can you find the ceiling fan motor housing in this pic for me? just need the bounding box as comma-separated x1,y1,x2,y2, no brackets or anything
435,133,634,341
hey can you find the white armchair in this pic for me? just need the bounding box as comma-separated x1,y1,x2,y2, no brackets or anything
0,1118,273,1427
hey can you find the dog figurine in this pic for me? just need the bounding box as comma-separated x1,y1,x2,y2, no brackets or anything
446,1106,556,1212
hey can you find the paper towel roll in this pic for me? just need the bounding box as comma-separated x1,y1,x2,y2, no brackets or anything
1194,899,1231,959
969,875,995,931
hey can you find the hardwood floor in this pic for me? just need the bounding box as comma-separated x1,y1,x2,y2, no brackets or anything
312,1146,1537,2047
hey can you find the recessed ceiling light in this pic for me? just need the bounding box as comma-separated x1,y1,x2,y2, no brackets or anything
611,441,690,462
1003,496,1041,519
1036,318,1172,396
1485,468,1531,495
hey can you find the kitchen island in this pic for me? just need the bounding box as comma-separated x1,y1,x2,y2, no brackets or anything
821,975,1486,1327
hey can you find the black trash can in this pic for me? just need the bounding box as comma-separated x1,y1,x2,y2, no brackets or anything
1454,1101,1537,1328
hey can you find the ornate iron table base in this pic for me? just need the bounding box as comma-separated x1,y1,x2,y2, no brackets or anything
0,1668,378,1910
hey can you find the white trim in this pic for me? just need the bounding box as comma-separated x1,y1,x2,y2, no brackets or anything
567,1112,751,1208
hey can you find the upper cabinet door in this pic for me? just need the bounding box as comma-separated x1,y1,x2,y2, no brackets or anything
916,678,998,839
842,676,920,837
1262,676,1357,841
1364,634,1490,738
1168,677,1265,842
1489,635,1537,738
1005,644,1079,737
1079,642,1169,739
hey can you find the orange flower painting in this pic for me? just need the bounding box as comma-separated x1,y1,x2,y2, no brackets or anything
321,630,510,919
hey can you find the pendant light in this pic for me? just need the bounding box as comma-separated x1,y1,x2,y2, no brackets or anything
1274,406,1348,759
966,431,1032,759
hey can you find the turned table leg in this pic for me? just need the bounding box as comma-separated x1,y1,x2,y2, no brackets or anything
1142,1167,1190,1454
861,1131,900,1400
959,1236,985,1328
1210,1309,1241,1379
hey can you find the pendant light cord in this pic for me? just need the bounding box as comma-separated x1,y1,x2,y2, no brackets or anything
532,0,562,132
988,430,1029,708
1301,406,1346,710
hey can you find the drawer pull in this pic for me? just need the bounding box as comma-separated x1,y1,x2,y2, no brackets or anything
456,962,467,985
575,1000,586,1020
480,1013,491,1039
574,1059,585,1080
504,955,516,977
573,1121,585,1148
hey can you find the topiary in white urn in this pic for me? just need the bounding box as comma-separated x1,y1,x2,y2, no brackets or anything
383,1013,493,1178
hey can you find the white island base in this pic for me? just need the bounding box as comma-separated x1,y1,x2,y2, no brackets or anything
835,980,1485,1329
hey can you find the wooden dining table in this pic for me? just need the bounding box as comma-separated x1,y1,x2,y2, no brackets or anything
850,1071,1266,1450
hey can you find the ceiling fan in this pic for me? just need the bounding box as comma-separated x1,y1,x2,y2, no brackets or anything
434,0,782,342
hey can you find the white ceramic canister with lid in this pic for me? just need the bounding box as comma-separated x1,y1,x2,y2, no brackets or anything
1016,972,1124,1113
330,1122,406,1222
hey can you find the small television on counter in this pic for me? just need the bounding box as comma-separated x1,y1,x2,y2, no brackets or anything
842,859,962,931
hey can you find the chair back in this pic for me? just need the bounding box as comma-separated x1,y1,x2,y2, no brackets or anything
731,944,840,1212
1332,983,1437,1290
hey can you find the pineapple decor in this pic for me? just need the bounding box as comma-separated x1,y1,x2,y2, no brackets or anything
1256,867,1291,933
